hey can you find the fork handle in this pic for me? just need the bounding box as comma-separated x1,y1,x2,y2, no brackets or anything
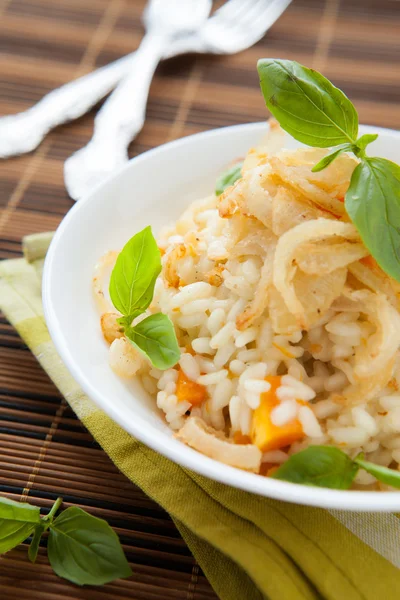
90,32,168,152
64,32,170,199
0,31,205,159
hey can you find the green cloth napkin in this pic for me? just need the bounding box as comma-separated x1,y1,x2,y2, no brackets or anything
1,232,400,600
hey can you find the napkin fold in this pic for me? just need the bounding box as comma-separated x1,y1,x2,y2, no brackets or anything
1,232,399,600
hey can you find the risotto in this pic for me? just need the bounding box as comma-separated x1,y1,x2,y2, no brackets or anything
94,123,400,491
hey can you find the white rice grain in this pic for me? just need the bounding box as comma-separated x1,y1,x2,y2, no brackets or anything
324,370,348,392
196,356,217,374
210,321,236,349
329,427,370,447
236,349,260,363
313,399,340,419
157,368,179,390
298,406,323,438
207,308,226,335
191,337,213,354
277,375,315,402
352,406,378,437
229,395,241,432
229,359,246,375
227,297,247,322
207,240,229,261
243,379,271,394
239,401,253,435
239,363,268,384
197,369,228,385
245,391,261,410
210,378,233,411
235,327,258,348
180,298,213,315
271,401,298,426
179,353,200,381
164,381,177,395
177,313,206,329
214,342,236,369
171,282,214,308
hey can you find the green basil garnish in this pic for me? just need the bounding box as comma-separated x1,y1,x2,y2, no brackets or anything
311,144,352,173
125,313,180,371
0,497,40,555
215,161,243,196
272,446,400,490
257,57,400,283
345,157,400,282
257,59,358,147
109,225,161,317
109,227,180,370
354,456,400,488
0,496,132,586
353,133,378,157
272,446,358,489
48,506,132,586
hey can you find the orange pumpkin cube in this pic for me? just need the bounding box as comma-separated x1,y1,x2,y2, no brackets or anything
176,369,207,406
251,375,305,452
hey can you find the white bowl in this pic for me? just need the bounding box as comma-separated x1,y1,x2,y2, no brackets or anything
43,122,400,511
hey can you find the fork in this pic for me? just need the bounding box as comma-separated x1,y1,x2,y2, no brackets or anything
65,0,291,200
0,0,292,196
0,0,290,164
63,0,212,200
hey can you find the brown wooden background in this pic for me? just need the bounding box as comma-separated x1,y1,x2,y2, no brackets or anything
0,0,399,597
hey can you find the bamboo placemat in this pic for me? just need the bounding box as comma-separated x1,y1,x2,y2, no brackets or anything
0,0,399,597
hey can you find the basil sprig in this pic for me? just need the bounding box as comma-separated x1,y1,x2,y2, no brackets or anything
109,226,180,370
0,496,132,586
272,446,400,490
257,58,400,282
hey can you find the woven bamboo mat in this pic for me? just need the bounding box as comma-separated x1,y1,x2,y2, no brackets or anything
0,0,399,597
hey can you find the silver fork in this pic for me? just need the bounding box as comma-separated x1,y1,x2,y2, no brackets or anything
0,0,290,164
65,0,291,200
63,0,211,200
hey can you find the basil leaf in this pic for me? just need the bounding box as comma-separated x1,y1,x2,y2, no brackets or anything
126,313,180,370
28,523,46,563
311,144,352,172
355,457,400,489
216,162,243,196
48,506,132,586
345,157,400,282
0,497,40,554
354,133,378,157
0,497,41,523
272,446,359,489
257,59,358,147
0,521,36,554
109,226,161,317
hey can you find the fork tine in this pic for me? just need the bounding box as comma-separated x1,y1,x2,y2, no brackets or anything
211,0,261,24
238,0,292,38
212,0,291,43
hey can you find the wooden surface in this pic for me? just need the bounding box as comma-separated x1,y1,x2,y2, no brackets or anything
0,0,399,597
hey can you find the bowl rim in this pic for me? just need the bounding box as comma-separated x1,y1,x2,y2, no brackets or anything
43,121,400,511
